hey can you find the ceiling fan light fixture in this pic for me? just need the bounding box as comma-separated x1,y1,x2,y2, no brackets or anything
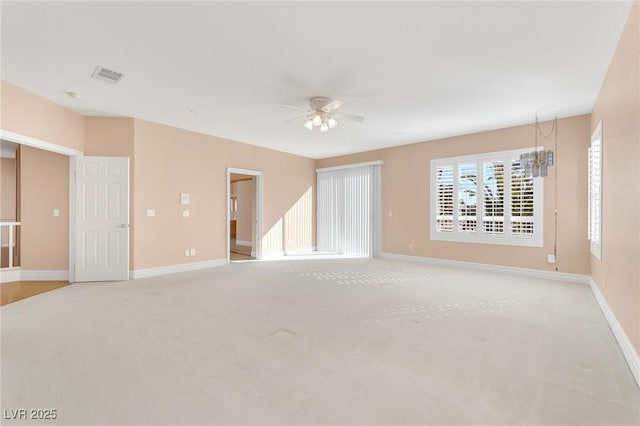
285,97,362,132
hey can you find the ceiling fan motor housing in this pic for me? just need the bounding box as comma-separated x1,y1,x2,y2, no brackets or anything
309,96,332,111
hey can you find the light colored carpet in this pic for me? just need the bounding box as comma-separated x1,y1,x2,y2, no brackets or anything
1,258,638,425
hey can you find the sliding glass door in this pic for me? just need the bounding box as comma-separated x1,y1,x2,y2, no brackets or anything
317,162,382,257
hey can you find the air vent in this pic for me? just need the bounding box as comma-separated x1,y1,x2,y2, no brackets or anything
91,66,124,84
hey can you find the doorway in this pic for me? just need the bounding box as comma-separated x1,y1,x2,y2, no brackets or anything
1,140,20,269
1,129,129,284
227,168,263,263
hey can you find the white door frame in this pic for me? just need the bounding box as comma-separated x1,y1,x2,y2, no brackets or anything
227,167,263,263
0,129,82,282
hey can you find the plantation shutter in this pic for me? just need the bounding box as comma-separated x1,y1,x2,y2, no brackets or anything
589,123,602,259
431,148,542,247
511,160,535,235
436,166,454,232
457,163,478,232
483,161,505,234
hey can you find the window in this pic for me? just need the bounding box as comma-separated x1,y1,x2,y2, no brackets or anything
588,121,602,259
431,148,543,247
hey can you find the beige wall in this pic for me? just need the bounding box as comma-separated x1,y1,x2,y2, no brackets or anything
132,119,316,269
1,80,85,152
317,115,591,274
1,157,17,220
19,146,69,270
590,2,640,353
1,82,316,273
236,178,255,245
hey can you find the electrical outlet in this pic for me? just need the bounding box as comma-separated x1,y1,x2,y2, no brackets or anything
53,209,60,217
146,209,156,217
182,210,190,218
547,254,556,264
184,249,190,257
190,248,196,256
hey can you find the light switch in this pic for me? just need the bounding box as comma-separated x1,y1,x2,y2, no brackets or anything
182,210,190,218
180,193,190,205
190,248,196,256
53,209,60,217
146,209,156,217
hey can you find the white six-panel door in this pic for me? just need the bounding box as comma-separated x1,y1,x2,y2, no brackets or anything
75,156,129,282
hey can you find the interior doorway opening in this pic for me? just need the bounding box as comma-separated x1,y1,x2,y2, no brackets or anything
227,168,263,263
1,140,20,269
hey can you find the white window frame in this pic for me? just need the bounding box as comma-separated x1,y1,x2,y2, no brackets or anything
430,147,543,247
588,121,602,259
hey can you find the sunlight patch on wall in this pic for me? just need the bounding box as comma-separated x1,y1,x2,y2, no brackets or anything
262,218,283,258
262,187,314,258
284,187,314,254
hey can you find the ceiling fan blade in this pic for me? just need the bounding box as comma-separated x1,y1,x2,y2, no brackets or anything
323,99,343,111
281,104,309,112
283,114,308,124
335,112,365,122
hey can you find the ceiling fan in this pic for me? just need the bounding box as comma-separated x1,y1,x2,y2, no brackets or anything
283,97,364,132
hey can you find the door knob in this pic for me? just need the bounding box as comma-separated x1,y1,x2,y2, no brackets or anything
118,224,128,229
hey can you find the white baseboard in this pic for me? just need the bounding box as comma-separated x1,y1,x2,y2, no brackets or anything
0,268,22,283
235,240,251,247
130,259,227,280
0,269,69,283
380,252,589,284
589,277,640,388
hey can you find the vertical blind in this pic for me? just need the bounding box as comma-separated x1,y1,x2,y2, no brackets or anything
317,162,382,257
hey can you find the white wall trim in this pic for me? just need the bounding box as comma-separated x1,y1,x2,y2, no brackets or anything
316,160,383,173
130,259,227,280
0,268,22,283
381,252,589,284
589,277,640,388
0,129,82,157
1,269,69,283
1,141,17,158
235,240,252,247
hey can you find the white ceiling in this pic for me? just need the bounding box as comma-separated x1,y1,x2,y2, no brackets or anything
0,1,633,159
